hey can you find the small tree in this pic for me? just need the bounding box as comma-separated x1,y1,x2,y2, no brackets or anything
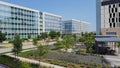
12,34,22,67
49,30,57,39
33,38,38,46
32,38,38,59
0,31,6,42
40,32,48,40
37,35,41,40
28,35,31,39
37,44,49,68
60,35,75,51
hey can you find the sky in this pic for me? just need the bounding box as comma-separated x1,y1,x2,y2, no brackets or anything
1,0,96,31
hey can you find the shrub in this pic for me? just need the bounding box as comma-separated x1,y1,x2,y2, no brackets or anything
19,62,32,68
8,40,13,43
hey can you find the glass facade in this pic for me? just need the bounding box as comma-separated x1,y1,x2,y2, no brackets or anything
0,2,39,39
63,19,90,34
43,12,62,33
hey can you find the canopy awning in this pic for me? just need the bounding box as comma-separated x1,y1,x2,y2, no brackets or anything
95,38,120,42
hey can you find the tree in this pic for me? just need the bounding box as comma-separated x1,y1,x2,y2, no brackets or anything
80,32,95,53
117,42,120,47
0,31,6,42
49,30,57,39
33,38,38,45
36,44,49,68
12,34,22,67
28,35,31,39
32,38,38,59
40,32,48,40
49,31,61,39
37,35,41,40
59,35,75,51
56,32,61,37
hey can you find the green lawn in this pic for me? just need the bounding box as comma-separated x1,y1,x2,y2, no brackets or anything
19,50,33,57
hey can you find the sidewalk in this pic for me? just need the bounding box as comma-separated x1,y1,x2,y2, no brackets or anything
104,55,120,66
5,53,65,68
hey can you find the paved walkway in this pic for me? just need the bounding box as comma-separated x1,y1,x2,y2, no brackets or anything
104,55,120,66
0,45,35,54
5,53,65,68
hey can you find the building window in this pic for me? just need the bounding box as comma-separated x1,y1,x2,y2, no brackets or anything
110,23,112,28
110,13,112,18
119,18,120,22
112,8,114,13
116,18,118,22
109,5,111,8
106,32,116,35
113,23,115,28
112,18,114,22
115,8,117,12
113,13,115,17
119,13,120,17
113,4,115,7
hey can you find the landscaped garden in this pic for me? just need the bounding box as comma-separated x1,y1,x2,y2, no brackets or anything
0,31,112,68
19,50,110,68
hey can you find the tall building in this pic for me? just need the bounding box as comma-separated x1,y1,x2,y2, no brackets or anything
42,12,62,33
97,0,120,37
0,1,40,39
63,19,90,34
0,1,62,39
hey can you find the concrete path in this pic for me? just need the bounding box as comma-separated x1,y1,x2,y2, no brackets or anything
0,45,35,53
104,55,120,66
5,53,65,68
0,41,56,54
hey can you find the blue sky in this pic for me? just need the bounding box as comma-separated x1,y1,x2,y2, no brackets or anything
1,0,96,31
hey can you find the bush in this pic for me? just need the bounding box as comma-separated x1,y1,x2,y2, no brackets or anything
76,49,85,55
19,62,32,68
22,38,28,42
8,40,13,43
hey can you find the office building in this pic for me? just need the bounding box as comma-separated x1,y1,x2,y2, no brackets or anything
96,0,120,54
0,1,62,39
63,19,90,34
0,1,40,39
97,0,120,37
42,12,62,33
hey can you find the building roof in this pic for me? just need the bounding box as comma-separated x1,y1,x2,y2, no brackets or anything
0,1,39,12
95,38,120,42
43,12,62,18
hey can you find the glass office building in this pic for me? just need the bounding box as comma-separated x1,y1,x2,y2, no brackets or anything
63,19,90,34
0,1,62,39
42,12,62,33
0,1,40,39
